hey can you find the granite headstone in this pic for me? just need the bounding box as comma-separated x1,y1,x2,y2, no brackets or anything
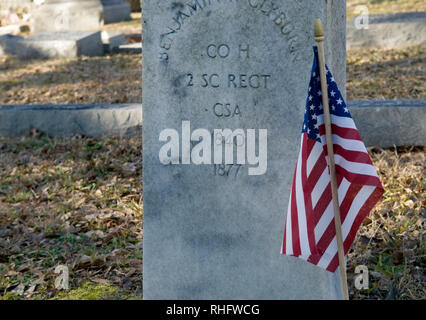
142,0,346,299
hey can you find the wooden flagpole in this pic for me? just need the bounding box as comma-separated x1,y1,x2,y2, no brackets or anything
314,18,349,300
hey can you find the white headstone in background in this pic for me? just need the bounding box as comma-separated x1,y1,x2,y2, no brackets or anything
30,0,104,33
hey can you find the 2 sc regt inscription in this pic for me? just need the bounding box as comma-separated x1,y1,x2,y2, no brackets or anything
186,73,271,89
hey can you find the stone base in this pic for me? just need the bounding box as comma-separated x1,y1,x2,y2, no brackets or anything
0,34,24,56
0,104,142,138
349,100,426,148
101,31,126,52
4,31,104,59
115,42,141,54
0,101,424,148
102,0,131,24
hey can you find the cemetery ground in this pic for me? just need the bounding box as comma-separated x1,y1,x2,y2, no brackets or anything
0,136,423,300
0,12,142,105
0,8,424,299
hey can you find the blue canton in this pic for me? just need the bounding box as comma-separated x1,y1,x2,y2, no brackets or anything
302,46,352,142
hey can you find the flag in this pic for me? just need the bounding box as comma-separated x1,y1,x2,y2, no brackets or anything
281,47,384,272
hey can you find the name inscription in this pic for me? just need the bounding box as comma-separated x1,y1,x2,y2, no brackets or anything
159,0,301,62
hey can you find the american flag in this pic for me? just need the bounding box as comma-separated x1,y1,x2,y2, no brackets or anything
281,47,384,272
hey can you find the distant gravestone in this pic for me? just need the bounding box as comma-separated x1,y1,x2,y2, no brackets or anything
12,31,104,59
30,0,104,33
102,0,131,24
142,0,346,299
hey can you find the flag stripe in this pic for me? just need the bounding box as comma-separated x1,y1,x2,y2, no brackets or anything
307,141,324,175
295,136,310,256
319,124,362,141
290,164,301,256
301,134,318,254
335,164,382,187
333,144,373,165
314,178,350,243
311,167,330,208
317,114,358,130
334,154,379,177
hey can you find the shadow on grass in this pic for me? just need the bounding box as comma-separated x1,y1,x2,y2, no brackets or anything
0,52,142,104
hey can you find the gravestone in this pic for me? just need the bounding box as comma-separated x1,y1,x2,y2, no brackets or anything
30,0,104,33
142,0,346,299
102,0,131,24
101,31,126,52
9,31,103,59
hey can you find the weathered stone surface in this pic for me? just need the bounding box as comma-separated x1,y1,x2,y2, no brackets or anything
347,12,426,49
102,0,131,24
13,31,104,59
349,100,426,148
142,0,346,299
0,34,24,56
30,0,104,33
0,104,141,138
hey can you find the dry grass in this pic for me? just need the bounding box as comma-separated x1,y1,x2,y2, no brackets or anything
347,0,426,18
101,12,142,35
347,45,425,100
0,53,141,105
348,146,425,299
0,135,142,300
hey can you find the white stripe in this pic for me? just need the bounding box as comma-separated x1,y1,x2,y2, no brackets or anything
316,115,356,130
307,141,323,176
320,134,367,153
331,115,357,129
316,236,338,269
334,154,379,178
341,185,376,239
314,178,351,242
295,136,310,256
285,192,293,255
317,115,324,126
311,167,330,208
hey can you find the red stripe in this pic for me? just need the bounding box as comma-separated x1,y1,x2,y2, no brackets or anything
301,133,318,255
333,144,373,165
290,163,301,256
312,175,344,226
343,187,384,254
336,164,383,188
306,150,327,192
282,222,287,254
326,253,339,272
319,124,362,141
